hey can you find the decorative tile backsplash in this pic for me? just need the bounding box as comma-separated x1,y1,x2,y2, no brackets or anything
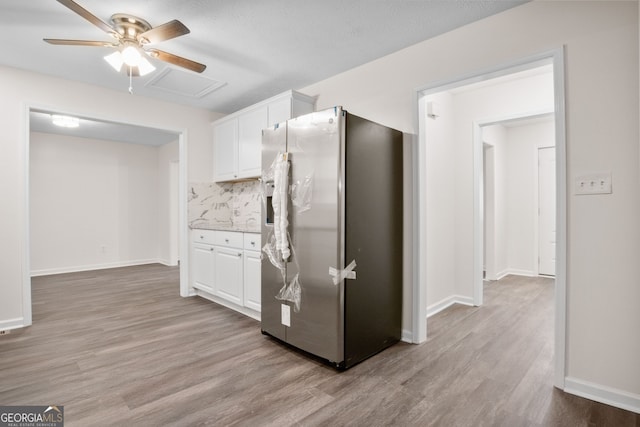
188,181,261,232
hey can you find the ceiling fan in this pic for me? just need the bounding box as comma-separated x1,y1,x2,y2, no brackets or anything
44,0,206,77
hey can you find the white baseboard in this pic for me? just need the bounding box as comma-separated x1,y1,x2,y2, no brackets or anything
0,317,26,331
157,258,179,267
30,259,163,277
195,289,261,322
427,295,475,318
495,269,537,280
401,329,413,343
565,377,640,414
496,270,510,280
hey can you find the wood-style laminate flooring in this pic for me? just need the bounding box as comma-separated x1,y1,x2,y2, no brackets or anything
1,265,638,426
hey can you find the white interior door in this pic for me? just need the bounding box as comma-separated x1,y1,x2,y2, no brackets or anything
538,147,556,276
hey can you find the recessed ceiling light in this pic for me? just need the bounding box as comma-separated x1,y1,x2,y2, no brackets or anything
51,115,80,128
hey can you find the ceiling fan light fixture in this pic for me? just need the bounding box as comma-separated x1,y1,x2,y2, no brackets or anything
104,50,155,76
137,56,156,76
121,45,141,67
51,115,80,128
104,51,124,72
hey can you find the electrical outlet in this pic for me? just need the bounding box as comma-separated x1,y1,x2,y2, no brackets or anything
281,304,291,327
575,173,612,195
0,330,9,336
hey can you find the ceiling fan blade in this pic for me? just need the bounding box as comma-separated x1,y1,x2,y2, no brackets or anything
139,20,190,44
44,38,118,47
56,0,118,37
147,49,206,73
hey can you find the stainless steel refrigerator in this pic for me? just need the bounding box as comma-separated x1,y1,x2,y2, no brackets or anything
261,106,403,369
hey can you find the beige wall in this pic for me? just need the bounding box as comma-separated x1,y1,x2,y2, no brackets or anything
303,0,640,401
30,132,165,274
0,66,221,329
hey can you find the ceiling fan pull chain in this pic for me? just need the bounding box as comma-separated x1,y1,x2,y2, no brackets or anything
129,66,133,94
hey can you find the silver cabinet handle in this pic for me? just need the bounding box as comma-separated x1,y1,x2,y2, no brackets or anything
238,253,242,257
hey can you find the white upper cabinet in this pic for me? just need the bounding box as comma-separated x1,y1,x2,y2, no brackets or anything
237,106,268,179
213,119,238,182
213,90,314,182
267,96,292,127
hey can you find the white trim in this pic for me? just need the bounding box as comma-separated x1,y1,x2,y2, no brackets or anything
565,377,640,415
500,269,538,279
495,270,510,281
158,258,179,267
178,131,190,297
473,121,484,306
401,329,413,343
0,317,26,331
22,104,32,327
414,48,567,390
30,259,164,277
412,116,427,343
427,295,475,318
551,47,568,390
194,289,260,322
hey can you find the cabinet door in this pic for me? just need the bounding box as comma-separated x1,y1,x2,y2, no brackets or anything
243,250,261,312
213,119,238,181
215,247,244,305
237,106,267,179
267,97,291,127
192,243,215,294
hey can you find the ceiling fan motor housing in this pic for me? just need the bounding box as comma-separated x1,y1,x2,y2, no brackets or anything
110,14,152,44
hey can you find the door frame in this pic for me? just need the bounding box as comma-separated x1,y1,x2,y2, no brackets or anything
22,105,191,327
413,47,567,389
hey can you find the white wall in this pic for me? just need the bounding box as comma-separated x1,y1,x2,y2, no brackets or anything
423,71,553,310
484,120,556,278
451,72,554,297
29,132,173,274
505,121,555,276
424,93,457,313
0,66,222,330
302,0,640,405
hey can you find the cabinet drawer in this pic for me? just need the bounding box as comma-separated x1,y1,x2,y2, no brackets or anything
214,231,243,248
244,233,261,250
192,229,216,245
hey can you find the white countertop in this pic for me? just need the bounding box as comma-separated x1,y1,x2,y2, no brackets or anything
189,222,260,234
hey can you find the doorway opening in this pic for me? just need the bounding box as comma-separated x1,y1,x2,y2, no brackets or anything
414,49,566,388
23,107,189,326
479,112,556,304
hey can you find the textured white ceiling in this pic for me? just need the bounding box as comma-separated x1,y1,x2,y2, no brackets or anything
1,0,529,114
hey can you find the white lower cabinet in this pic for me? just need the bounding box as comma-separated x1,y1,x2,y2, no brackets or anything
243,250,261,312
191,230,261,319
214,247,244,306
192,242,215,295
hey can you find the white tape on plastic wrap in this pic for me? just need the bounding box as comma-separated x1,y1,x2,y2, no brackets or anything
329,260,357,286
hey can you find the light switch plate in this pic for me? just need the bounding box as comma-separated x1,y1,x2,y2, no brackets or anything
575,173,612,195
281,304,291,327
